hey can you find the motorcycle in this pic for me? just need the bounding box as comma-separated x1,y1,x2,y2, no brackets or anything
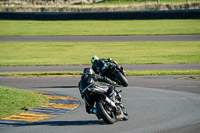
104,60,128,87
91,84,128,124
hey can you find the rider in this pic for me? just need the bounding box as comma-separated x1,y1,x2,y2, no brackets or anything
91,55,122,76
78,68,116,115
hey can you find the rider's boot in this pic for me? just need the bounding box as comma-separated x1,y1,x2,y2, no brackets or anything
116,109,124,120
119,103,128,116
89,108,101,119
89,108,97,114
116,105,128,120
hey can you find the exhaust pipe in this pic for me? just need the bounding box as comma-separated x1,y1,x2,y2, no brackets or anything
105,97,116,108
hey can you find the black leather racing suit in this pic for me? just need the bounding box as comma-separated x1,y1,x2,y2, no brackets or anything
92,58,115,76
78,73,115,113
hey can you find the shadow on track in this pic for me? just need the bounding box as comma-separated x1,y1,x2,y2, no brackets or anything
0,120,105,127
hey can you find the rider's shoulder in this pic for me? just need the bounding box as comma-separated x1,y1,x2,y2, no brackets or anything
94,59,104,65
101,58,113,62
99,58,109,63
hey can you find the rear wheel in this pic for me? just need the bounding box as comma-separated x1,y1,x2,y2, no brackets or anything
96,101,116,124
114,71,128,87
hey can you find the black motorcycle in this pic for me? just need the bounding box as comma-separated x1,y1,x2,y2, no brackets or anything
105,61,128,87
92,84,128,124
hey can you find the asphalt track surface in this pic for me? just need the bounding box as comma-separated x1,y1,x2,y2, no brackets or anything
0,35,200,133
1,35,200,42
0,75,200,133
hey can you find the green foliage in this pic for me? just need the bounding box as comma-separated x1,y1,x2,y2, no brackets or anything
0,86,49,119
0,20,199,36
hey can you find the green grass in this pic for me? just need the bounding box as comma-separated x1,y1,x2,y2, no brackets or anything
0,20,200,36
0,86,49,119
126,70,200,76
0,41,199,66
0,70,200,77
93,0,199,5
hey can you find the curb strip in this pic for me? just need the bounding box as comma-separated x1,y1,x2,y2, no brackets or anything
0,90,80,127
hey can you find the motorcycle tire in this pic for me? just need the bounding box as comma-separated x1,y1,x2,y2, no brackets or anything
96,101,116,124
114,71,128,87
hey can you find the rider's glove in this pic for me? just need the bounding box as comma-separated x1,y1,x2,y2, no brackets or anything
113,82,117,86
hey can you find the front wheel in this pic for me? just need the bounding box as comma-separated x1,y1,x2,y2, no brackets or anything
114,71,128,87
96,101,116,124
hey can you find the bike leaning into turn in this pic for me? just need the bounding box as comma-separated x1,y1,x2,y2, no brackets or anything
94,83,129,124
104,61,128,87
78,68,128,124
91,56,128,87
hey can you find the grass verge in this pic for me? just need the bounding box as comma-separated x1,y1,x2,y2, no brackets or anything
0,20,200,36
0,70,200,77
0,86,49,119
126,70,200,76
93,0,198,5
0,41,200,66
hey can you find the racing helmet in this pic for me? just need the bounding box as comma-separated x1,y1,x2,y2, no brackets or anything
91,55,99,63
83,68,93,75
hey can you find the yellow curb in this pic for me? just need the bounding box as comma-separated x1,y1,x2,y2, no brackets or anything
31,91,50,94
2,113,55,122
1,91,80,123
42,103,79,110
46,95,78,101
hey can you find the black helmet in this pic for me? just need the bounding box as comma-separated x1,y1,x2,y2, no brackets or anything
83,68,93,75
